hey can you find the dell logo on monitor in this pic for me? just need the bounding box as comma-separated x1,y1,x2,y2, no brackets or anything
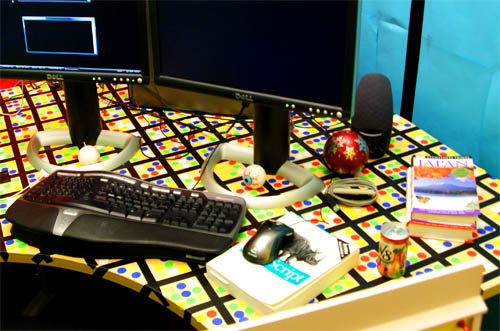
47,74,63,80
235,92,254,103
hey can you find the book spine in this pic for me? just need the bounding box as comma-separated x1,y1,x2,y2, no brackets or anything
407,219,476,230
412,208,480,216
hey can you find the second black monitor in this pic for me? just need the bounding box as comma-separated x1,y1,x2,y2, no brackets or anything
151,0,359,118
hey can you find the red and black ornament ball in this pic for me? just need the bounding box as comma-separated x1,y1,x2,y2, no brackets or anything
323,129,369,175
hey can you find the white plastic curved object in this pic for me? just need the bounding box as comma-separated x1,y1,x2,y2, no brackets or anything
27,130,140,174
201,143,325,209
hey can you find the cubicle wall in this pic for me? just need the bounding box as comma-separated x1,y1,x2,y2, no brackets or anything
356,0,499,179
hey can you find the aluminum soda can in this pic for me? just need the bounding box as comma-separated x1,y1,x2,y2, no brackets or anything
377,222,409,278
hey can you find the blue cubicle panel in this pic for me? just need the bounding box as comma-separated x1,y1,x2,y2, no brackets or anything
356,0,499,178
356,0,411,116
412,0,500,179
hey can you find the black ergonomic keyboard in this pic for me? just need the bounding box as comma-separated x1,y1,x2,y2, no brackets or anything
6,170,246,263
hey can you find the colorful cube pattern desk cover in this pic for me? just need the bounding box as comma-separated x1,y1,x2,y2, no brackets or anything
1,82,499,329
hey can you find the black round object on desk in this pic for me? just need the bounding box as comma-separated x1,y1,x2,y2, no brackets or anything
351,73,393,159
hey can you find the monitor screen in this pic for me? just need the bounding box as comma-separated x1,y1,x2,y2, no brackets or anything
1,0,149,84
0,0,150,147
153,0,357,118
150,1,359,173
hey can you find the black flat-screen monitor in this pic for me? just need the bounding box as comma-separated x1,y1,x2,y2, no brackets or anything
0,0,149,147
150,0,359,173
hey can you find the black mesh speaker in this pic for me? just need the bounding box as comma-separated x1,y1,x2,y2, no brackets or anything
351,73,393,159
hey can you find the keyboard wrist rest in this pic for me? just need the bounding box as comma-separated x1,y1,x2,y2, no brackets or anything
64,214,232,255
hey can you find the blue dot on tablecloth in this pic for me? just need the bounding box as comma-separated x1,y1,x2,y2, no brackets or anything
177,283,186,290
234,311,244,318
304,200,312,206
424,268,433,273
416,271,423,275
406,260,411,266
398,197,406,203
212,318,223,326
399,171,407,177
239,317,249,322
391,193,400,198
291,149,298,154
378,165,386,170
153,161,160,166
156,142,163,146
12,123,18,127
29,178,37,183
28,174,35,178
485,243,494,250
443,241,452,247
0,203,7,208
396,137,403,141
375,225,382,230
2,219,9,224
55,155,62,159
477,228,486,235
282,181,290,185
439,146,447,150
181,290,191,297
131,272,141,278
147,167,154,172
172,147,179,151
382,202,391,208
268,178,276,183
367,262,377,268
9,169,17,174
290,156,295,161
5,240,14,245
316,148,323,153
485,226,494,232
119,170,127,174
408,144,416,149
117,267,126,274
302,131,310,135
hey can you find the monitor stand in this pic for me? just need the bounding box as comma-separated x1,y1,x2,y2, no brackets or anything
201,105,325,209
27,82,140,174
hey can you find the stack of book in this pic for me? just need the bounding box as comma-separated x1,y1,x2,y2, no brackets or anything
406,155,480,242
206,212,359,314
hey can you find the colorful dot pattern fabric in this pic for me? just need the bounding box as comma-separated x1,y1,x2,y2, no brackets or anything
0,82,499,329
